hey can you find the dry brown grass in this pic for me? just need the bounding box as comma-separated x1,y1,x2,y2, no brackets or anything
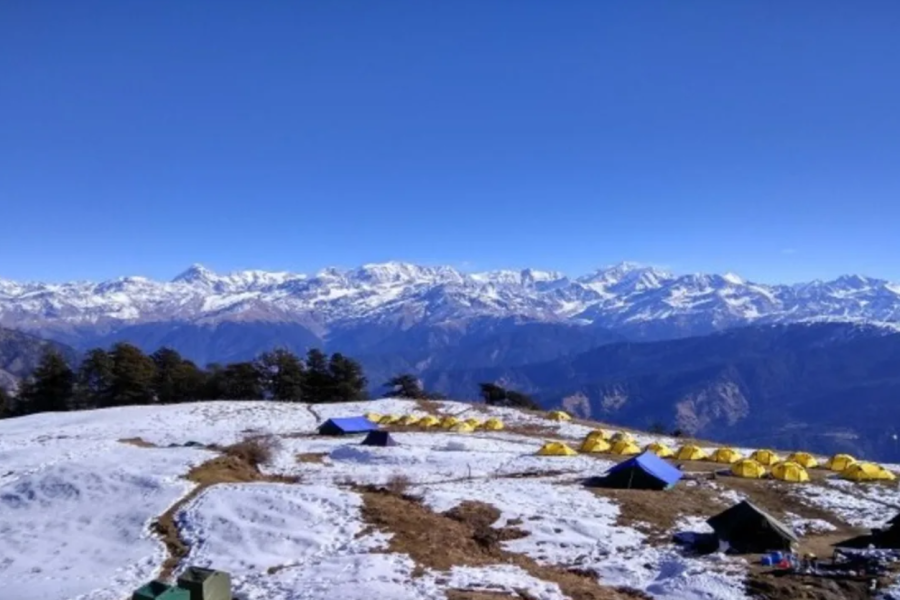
118,437,158,448
589,481,729,541
295,452,328,465
385,473,412,496
358,485,652,600
220,435,280,468
415,398,445,414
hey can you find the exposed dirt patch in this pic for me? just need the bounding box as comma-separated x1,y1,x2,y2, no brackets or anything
498,469,569,480
152,438,300,581
415,399,446,415
446,591,520,600
589,481,728,540
295,452,328,464
502,423,560,438
358,485,652,600
118,436,159,448
746,570,882,600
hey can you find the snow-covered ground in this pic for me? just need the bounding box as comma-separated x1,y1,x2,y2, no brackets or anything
1,398,897,600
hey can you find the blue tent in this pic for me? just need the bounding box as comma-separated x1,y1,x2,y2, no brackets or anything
601,451,683,490
317,417,379,436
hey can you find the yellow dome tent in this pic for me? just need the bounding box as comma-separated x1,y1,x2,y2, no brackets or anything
580,437,612,453
418,415,441,428
483,417,504,430
610,431,635,443
771,461,810,483
365,412,383,423
841,462,896,482
644,441,675,458
440,416,461,429
710,447,743,464
536,441,578,456
586,429,611,441
450,422,475,433
548,410,572,422
787,452,818,468
379,415,401,425
399,415,421,426
825,454,857,472
675,444,708,461
749,449,781,466
731,459,766,479
611,440,641,455
464,417,483,428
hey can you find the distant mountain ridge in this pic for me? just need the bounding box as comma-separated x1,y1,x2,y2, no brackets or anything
3,261,900,339
428,322,900,461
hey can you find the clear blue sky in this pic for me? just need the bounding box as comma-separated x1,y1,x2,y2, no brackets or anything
2,2,900,284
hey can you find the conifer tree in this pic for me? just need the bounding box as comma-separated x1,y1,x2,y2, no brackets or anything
152,347,206,404
0,385,10,418
258,349,305,401
107,343,157,406
302,348,334,402
385,374,426,399
328,352,368,402
75,348,113,409
18,349,75,414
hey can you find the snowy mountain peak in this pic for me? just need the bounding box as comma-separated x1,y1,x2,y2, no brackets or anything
172,264,218,284
2,260,900,335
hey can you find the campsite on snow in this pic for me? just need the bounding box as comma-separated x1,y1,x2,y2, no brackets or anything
1,398,899,600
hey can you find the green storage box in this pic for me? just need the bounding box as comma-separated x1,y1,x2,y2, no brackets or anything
177,566,232,600
132,580,190,600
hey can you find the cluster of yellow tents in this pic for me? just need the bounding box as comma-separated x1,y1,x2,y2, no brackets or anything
365,412,504,432
532,430,898,484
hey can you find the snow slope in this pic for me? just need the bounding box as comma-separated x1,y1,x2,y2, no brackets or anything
1,398,898,600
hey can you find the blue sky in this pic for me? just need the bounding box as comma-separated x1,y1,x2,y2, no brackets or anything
2,2,900,284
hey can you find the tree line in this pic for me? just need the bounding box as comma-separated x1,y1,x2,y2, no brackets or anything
0,344,367,417
0,344,540,418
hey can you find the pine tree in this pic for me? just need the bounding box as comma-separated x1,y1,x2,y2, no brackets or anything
107,343,157,406
328,352,368,402
0,385,13,418
152,347,206,404
203,361,263,400
302,348,334,402
385,374,425,398
18,349,75,414
479,382,538,410
258,349,305,401
75,348,113,409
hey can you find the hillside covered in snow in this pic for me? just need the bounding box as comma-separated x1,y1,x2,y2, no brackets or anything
2,398,899,600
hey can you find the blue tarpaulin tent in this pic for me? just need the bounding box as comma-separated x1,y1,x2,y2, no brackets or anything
318,417,379,436
600,451,683,490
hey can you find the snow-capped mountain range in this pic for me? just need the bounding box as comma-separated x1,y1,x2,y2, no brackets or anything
2,261,900,337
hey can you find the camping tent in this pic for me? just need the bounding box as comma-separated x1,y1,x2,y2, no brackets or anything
440,416,461,429
378,415,401,425
586,429,610,441
361,431,398,447
418,415,441,428
399,415,421,426
825,454,857,472
580,437,612,453
749,449,781,466
450,422,475,433
318,417,379,436
842,462,896,482
644,441,675,458
365,412,383,423
787,452,818,468
548,411,571,422
610,431,635,443
675,444,708,461
483,418,504,430
710,447,742,464
731,459,766,479
611,440,641,455
536,441,577,456
597,451,683,490
464,417,482,428
707,500,799,553
770,461,810,483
